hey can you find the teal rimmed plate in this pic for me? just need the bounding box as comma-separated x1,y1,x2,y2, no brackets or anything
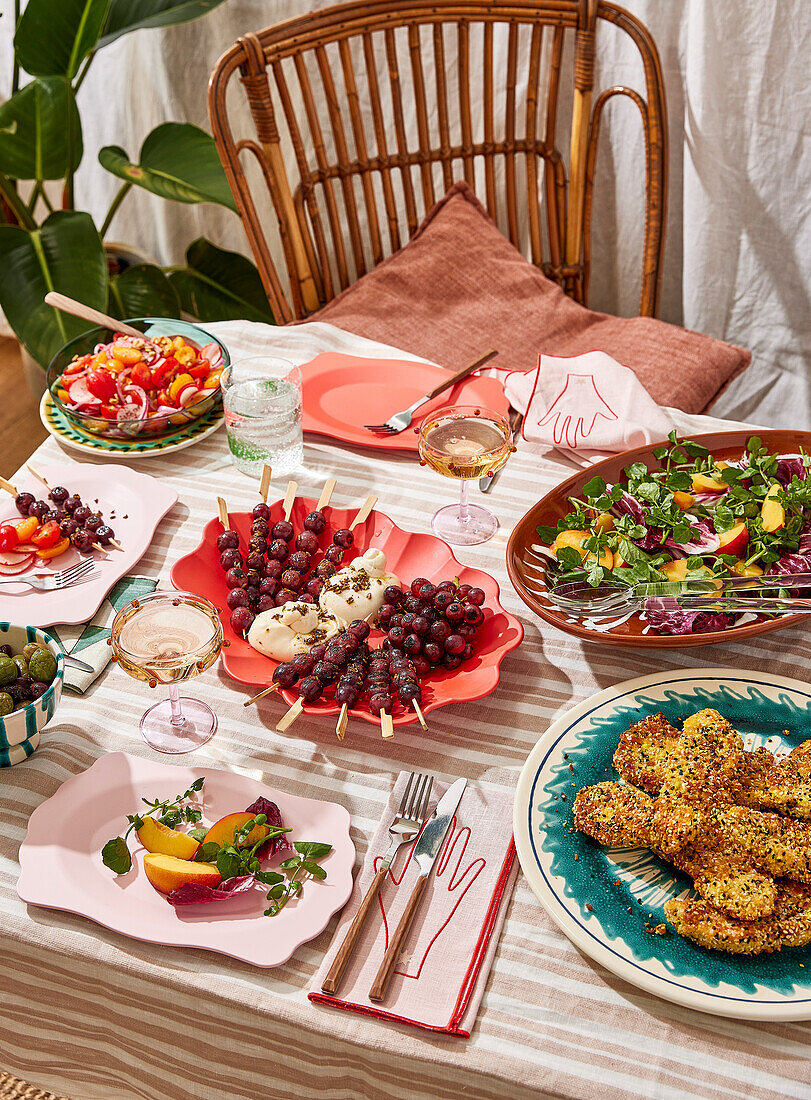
513,668,811,1020
39,391,223,458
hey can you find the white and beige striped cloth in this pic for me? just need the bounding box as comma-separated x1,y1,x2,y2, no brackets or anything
0,324,808,1100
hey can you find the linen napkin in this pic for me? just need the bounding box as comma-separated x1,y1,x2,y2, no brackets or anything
503,350,674,461
310,773,518,1037
48,575,157,693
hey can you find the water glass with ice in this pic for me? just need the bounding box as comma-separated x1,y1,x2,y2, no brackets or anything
221,357,303,477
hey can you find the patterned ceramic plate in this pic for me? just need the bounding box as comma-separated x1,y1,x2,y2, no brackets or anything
40,391,224,458
513,668,811,1020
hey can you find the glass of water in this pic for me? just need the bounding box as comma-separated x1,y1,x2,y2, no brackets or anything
221,356,303,477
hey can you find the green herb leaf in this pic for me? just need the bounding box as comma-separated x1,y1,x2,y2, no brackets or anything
187,828,208,843
535,524,559,544
267,883,286,900
195,842,221,862
254,870,284,886
280,856,301,870
582,476,606,499
294,841,333,859
216,848,243,881
301,861,328,879
102,836,132,875
186,778,205,794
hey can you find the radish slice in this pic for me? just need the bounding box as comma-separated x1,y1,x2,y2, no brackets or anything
0,549,33,566
0,554,34,575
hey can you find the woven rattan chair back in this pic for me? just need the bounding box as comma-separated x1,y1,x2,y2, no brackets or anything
208,0,667,324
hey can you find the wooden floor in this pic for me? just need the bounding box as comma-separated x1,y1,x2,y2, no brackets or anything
0,338,47,480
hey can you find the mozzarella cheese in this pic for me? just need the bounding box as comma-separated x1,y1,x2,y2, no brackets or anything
319,547,399,625
247,601,341,662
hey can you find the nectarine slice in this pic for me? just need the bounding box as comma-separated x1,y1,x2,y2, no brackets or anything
143,854,221,895
761,484,785,533
551,529,613,570
718,521,749,557
662,560,717,582
672,491,694,511
691,473,727,494
729,559,764,577
137,815,200,861
592,513,615,533
202,812,270,850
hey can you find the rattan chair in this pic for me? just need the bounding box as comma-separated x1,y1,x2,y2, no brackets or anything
208,0,667,324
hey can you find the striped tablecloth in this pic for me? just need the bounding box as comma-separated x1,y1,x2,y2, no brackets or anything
1,340,809,1100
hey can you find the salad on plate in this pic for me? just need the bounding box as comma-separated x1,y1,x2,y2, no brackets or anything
538,433,811,635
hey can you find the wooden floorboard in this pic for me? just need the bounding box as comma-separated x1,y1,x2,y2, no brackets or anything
0,338,47,480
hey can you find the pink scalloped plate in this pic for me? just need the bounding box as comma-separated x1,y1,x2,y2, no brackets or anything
0,464,177,627
301,352,509,451
17,752,355,968
171,500,524,728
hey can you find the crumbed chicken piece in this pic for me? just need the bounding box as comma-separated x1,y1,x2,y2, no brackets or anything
613,709,811,820
665,881,811,955
659,709,750,804
612,713,680,793
573,783,778,920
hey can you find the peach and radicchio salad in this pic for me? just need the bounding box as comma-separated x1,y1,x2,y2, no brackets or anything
538,434,811,635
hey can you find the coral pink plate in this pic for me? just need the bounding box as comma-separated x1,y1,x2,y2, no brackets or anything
171,500,524,727
17,752,355,968
301,352,509,451
0,463,177,627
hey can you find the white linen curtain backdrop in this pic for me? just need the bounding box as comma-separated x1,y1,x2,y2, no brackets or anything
2,0,809,427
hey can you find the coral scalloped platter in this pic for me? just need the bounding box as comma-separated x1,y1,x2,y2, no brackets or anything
171,499,523,727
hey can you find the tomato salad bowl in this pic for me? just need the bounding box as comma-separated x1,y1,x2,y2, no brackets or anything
46,317,228,441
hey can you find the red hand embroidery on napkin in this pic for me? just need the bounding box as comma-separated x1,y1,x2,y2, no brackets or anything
536,373,618,448
374,819,485,980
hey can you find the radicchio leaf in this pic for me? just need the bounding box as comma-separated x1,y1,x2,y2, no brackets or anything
776,455,807,485
644,597,733,635
611,492,663,550
245,796,292,856
664,515,720,555
166,875,255,907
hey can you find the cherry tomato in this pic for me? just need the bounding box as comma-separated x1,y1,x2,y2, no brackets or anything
13,516,39,542
36,536,70,560
100,403,118,419
87,369,116,401
152,357,177,385
157,389,174,407
30,520,62,550
0,524,19,552
130,363,153,389
188,361,210,380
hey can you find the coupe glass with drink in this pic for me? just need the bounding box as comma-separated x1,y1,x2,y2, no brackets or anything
221,356,303,478
418,405,512,545
110,591,224,754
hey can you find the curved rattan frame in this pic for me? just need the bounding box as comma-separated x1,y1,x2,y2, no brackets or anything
208,0,667,324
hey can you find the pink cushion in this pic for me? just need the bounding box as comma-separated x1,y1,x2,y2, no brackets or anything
310,181,750,413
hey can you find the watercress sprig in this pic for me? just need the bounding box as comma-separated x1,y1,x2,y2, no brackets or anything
264,841,332,916
195,815,293,885
102,778,206,875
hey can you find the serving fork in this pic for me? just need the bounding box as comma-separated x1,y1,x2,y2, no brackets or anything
546,587,811,622
0,558,98,590
321,771,434,995
364,350,498,435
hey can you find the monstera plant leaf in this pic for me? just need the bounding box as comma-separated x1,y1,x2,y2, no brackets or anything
98,0,230,48
14,0,109,79
168,238,275,324
0,78,82,180
0,212,107,367
99,123,237,210
109,263,181,320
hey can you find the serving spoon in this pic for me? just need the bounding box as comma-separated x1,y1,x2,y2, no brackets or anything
44,292,146,341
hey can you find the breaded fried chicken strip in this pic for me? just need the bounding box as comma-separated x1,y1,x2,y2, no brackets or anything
665,882,811,955
659,709,749,803
613,713,680,793
573,783,778,920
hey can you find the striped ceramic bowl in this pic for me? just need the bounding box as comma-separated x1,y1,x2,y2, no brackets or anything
0,624,63,759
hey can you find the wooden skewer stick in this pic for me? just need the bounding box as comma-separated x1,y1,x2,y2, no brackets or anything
0,475,18,496
335,702,349,741
259,464,272,503
282,481,297,522
380,710,394,740
276,697,303,732
25,463,115,554
243,683,279,707
27,464,50,491
108,538,125,551
316,478,337,512
412,699,428,731
216,496,229,530
349,495,377,531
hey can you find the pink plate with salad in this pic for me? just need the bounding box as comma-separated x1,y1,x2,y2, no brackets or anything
45,317,228,441
17,752,355,968
506,430,811,647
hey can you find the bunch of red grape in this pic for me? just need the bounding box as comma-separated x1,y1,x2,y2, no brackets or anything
218,504,357,638
377,577,486,673
15,488,116,553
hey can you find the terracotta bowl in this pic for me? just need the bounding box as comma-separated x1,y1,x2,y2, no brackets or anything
506,429,811,648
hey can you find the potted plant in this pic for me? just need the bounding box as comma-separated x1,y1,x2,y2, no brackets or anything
0,0,275,389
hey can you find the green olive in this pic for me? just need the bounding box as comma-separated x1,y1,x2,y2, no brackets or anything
28,649,57,685
0,656,15,687
22,641,47,662
12,656,28,678
0,692,13,716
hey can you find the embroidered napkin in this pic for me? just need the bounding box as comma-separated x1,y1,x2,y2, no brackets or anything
310,773,518,1037
48,575,157,693
503,350,674,461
